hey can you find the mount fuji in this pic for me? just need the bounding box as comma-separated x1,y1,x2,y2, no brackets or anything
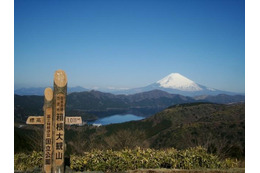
106,73,241,96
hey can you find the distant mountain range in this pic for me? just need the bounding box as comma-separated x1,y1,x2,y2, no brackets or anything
14,89,244,123
14,86,88,95
14,73,243,96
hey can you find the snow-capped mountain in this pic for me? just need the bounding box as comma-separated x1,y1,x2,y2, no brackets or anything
107,73,241,96
156,73,202,91
15,73,243,97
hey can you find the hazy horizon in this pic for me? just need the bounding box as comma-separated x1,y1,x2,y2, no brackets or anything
14,72,245,94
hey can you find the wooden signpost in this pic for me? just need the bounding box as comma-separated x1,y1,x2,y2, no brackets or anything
43,87,53,173
26,70,82,173
53,70,67,173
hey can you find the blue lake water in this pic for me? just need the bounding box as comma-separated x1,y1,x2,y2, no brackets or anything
88,114,145,125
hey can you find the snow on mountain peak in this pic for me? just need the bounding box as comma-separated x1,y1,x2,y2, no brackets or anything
156,73,202,91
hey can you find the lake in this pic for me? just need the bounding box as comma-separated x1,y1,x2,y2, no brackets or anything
88,114,145,125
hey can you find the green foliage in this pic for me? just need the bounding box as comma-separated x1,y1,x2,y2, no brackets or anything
146,119,172,137
70,147,239,172
14,151,43,171
14,127,43,153
14,103,245,161
14,147,240,172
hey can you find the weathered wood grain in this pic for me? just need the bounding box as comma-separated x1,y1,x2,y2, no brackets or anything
43,88,53,173
53,70,67,173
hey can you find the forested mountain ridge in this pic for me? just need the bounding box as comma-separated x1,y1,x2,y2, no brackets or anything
14,90,244,123
15,102,245,160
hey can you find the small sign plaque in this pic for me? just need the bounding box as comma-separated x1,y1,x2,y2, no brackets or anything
26,116,44,124
65,117,82,125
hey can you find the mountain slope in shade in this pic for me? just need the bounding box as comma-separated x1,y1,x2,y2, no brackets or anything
15,102,245,159
195,94,245,104
109,73,242,96
14,89,195,122
14,89,244,123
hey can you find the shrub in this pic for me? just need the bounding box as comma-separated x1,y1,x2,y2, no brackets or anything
70,147,239,172
14,151,43,171
14,147,239,172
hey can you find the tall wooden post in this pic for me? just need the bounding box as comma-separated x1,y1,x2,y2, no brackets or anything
53,70,67,173
43,88,53,173
26,69,82,173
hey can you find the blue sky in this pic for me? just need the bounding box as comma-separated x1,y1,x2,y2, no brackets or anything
14,0,245,93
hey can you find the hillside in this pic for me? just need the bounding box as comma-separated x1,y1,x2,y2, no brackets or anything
14,90,195,122
15,102,245,160
14,90,244,123
90,102,245,159
14,95,44,122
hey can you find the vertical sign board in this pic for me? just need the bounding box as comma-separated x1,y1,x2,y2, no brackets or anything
53,70,67,173
25,69,83,173
43,88,53,173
